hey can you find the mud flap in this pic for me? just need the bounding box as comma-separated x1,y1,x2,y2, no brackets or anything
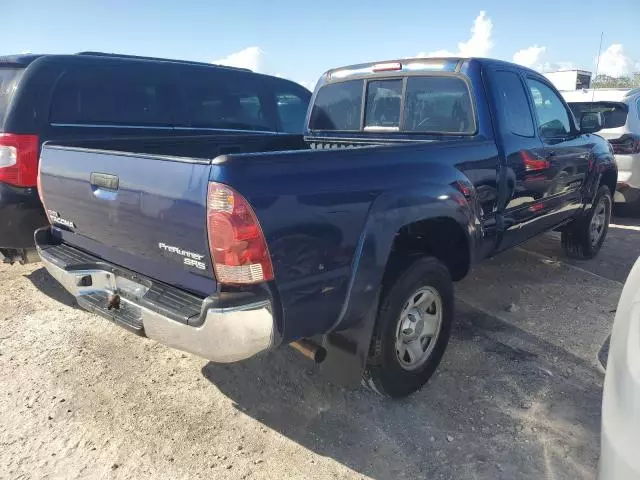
318,292,380,388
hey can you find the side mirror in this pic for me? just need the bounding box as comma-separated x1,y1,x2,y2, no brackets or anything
580,111,604,134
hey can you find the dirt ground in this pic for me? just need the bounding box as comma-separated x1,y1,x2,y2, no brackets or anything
1,215,639,480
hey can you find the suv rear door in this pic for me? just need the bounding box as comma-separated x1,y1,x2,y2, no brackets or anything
486,66,546,250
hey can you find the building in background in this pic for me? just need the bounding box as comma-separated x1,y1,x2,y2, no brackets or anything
544,70,592,91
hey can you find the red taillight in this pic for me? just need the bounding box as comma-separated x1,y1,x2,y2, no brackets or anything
521,150,550,172
611,135,640,155
453,180,472,198
0,134,39,187
206,182,274,285
372,62,402,72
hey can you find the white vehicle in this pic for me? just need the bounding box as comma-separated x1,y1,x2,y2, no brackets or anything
599,256,640,479
563,88,640,206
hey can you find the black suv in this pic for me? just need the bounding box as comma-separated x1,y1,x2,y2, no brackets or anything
0,52,311,263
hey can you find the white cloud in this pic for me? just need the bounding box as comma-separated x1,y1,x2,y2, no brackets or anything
511,45,577,73
213,46,263,72
555,61,577,70
419,48,456,58
529,60,576,73
297,80,315,91
457,11,493,57
417,11,493,58
595,44,631,77
513,45,546,68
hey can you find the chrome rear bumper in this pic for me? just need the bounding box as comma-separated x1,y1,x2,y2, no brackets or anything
35,228,276,363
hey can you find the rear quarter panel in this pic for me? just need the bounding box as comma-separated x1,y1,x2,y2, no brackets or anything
212,139,494,341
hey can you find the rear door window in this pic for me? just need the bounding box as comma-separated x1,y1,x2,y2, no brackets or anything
180,70,277,132
568,102,629,129
50,66,173,127
492,70,535,137
526,78,572,138
275,91,309,133
403,76,474,133
0,68,24,125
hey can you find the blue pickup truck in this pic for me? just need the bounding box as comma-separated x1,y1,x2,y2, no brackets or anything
35,57,616,397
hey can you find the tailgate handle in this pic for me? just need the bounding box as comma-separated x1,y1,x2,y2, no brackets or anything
90,172,119,191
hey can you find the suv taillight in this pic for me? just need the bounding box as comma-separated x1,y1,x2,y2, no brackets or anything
206,182,274,284
610,134,640,155
0,134,39,187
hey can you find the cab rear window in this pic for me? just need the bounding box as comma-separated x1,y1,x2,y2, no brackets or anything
0,68,24,125
310,79,362,131
309,75,475,134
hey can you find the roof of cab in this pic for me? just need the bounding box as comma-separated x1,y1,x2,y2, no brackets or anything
323,57,541,81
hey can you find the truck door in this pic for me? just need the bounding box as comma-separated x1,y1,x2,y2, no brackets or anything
522,76,591,230
486,67,546,251
489,69,590,251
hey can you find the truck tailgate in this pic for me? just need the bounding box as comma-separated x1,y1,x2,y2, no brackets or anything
38,145,215,296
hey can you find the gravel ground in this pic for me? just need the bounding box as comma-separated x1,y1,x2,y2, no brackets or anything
1,216,638,480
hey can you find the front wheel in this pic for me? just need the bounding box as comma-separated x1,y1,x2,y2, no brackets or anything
562,185,612,259
363,256,453,398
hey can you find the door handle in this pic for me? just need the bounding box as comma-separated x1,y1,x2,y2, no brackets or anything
90,172,119,190
547,151,557,158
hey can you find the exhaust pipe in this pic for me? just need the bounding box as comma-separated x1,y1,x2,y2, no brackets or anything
290,339,327,363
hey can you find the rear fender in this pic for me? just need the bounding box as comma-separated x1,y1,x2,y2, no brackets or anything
319,181,480,386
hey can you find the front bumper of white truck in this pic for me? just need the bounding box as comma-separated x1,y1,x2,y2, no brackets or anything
34,227,278,363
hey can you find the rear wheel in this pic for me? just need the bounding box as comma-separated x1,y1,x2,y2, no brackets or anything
562,185,612,259
363,256,453,398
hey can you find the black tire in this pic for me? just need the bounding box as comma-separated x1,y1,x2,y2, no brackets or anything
363,256,453,398
562,185,612,259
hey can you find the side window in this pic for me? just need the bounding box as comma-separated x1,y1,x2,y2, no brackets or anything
636,98,640,122
526,78,572,138
181,70,276,131
275,92,309,133
493,71,534,137
50,67,172,126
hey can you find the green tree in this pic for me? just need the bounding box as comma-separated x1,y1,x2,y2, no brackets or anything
592,73,640,88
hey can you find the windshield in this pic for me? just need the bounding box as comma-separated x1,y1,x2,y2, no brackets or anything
309,75,475,134
568,101,629,130
0,68,24,127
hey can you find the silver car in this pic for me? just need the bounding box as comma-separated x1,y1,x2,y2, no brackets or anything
564,88,640,206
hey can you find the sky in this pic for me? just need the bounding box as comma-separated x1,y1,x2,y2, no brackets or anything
2,0,639,90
